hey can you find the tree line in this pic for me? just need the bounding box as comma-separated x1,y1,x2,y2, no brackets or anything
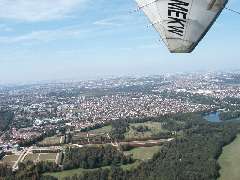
63,145,133,170
220,110,240,121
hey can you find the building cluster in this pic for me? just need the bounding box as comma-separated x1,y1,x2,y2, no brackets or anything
0,72,239,148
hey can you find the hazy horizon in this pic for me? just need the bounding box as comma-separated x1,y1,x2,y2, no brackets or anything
1,69,240,86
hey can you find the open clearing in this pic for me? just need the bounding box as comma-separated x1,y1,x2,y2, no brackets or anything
44,166,110,180
125,121,165,140
124,146,161,160
44,168,86,180
218,135,240,180
44,162,141,179
88,125,112,134
39,153,57,162
24,153,57,162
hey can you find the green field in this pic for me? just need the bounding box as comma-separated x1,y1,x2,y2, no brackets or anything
218,135,240,180
44,166,110,180
44,167,87,179
89,125,112,134
44,162,142,179
39,153,57,162
124,146,161,161
125,122,165,140
24,153,57,162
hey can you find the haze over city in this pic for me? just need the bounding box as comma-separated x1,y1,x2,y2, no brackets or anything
0,0,240,83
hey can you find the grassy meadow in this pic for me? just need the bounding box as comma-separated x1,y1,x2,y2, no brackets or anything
218,135,240,180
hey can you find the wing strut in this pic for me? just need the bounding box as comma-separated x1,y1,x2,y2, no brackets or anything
224,7,240,15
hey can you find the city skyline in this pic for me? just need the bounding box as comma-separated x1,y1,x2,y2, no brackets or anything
0,0,240,83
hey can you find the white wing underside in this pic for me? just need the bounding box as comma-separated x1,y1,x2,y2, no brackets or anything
136,0,228,53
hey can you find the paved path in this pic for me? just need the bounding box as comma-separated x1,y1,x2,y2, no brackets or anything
12,147,31,171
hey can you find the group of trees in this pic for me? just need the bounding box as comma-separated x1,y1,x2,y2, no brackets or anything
63,145,133,170
160,90,220,107
220,111,240,121
222,97,240,108
0,161,60,180
131,125,150,133
0,163,13,179
18,129,57,147
18,126,67,147
110,120,129,140
16,161,60,180
0,110,14,131
110,112,205,141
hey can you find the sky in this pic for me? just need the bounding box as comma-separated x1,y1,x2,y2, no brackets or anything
0,0,239,84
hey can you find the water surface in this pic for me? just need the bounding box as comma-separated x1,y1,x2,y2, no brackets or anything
204,112,221,123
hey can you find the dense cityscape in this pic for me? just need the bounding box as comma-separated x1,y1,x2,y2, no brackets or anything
0,72,239,146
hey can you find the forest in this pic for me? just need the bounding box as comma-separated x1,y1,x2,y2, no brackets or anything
1,112,240,180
